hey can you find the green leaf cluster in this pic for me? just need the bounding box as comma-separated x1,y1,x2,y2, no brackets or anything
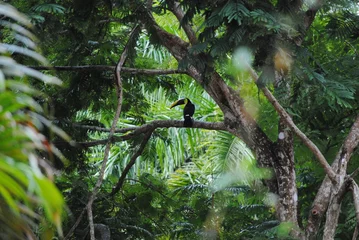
0,2,65,238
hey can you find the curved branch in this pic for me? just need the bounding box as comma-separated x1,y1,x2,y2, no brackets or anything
64,25,140,240
247,66,337,184
29,65,186,75
110,130,153,196
167,1,197,45
88,25,140,240
138,4,189,61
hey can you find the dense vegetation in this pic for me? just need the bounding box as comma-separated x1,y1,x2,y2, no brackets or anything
2,0,359,239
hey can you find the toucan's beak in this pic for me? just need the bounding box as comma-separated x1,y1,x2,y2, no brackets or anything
170,99,186,109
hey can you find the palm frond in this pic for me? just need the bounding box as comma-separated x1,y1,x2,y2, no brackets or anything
0,2,65,237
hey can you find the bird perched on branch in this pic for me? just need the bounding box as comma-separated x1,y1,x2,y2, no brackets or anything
170,98,195,127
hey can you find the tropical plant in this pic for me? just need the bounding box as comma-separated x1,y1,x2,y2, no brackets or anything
0,3,66,239
8,0,359,239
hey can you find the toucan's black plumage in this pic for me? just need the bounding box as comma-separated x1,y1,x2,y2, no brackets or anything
170,98,195,127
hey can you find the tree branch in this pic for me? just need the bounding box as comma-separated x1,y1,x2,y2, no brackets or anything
350,179,359,240
336,116,359,176
306,115,359,238
88,24,140,240
71,119,226,133
64,25,140,240
62,120,227,148
323,178,349,239
64,208,86,240
138,4,189,61
167,0,198,45
29,65,186,75
247,66,337,183
110,130,153,196
87,204,95,240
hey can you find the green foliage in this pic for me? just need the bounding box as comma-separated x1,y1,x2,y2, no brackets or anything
8,0,359,239
0,2,65,238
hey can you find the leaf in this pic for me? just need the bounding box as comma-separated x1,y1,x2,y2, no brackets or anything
189,42,208,54
0,20,37,41
0,171,27,200
0,185,19,215
0,43,48,64
0,3,31,27
31,3,66,14
35,176,64,235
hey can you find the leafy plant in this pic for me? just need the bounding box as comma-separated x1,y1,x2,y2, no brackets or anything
0,3,66,239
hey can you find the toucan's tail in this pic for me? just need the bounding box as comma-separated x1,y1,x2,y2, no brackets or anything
184,115,193,127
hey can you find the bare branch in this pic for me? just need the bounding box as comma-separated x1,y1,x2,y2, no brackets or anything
98,18,122,24
353,225,359,240
64,25,140,240
306,115,359,238
89,24,140,240
247,66,337,183
87,204,95,240
110,130,153,196
167,0,198,45
29,65,186,75
61,120,227,148
336,116,359,176
350,179,359,240
70,119,226,133
323,179,349,239
137,4,189,61
350,167,359,179
64,208,86,240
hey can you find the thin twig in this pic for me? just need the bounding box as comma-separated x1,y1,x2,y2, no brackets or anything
246,66,337,184
350,167,359,179
110,130,154,196
64,25,139,240
64,208,86,240
88,24,140,240
29,65,186,75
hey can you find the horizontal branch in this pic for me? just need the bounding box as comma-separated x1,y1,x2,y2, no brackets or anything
29,65,187,75
72,120,226,133
61,120,226,148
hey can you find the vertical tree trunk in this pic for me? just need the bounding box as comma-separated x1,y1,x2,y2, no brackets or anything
275,119,299,227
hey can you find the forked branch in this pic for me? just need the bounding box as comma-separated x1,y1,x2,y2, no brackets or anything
110,130,154,196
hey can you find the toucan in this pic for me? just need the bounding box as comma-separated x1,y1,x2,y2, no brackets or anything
170,98,195,127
